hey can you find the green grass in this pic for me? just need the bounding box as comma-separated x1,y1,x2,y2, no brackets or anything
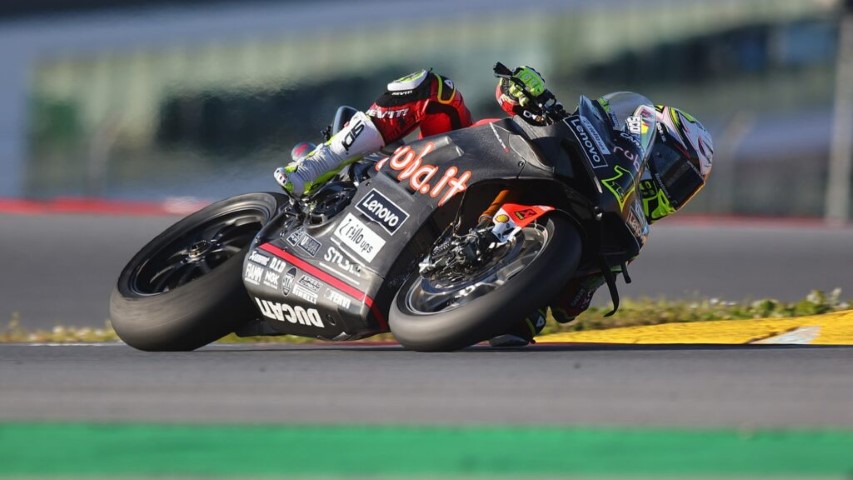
2,289,848,344
2,423,853,478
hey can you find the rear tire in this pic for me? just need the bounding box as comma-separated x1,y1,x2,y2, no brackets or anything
389,215,582,351
110,192,289,351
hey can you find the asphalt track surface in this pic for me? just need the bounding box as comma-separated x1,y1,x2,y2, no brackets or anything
1,343,852,427
2,213,853,455
1,212,851,329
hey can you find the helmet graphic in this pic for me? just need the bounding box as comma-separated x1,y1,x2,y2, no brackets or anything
643,105,714,220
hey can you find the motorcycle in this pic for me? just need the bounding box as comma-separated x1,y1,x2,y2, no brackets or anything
110,68,654,352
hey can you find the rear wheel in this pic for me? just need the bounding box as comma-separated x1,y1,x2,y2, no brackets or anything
389,215,582,351
110,192,289,351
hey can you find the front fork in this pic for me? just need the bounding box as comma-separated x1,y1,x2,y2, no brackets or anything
478,189,519,225
419,190,556,275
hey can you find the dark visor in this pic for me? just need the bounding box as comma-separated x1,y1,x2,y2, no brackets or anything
649,142,705,208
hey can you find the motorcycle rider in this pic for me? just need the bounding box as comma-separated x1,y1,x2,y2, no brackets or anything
275,65,714,347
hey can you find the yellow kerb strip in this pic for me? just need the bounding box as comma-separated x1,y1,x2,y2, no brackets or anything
539,310,853,345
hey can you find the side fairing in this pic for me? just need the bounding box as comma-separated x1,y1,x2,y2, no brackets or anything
242,119,553,340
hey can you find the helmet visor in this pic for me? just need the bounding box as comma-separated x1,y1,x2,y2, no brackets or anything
650,142,705,209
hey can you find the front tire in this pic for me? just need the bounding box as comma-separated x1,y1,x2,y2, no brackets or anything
110,192,289,351
389,215,582,351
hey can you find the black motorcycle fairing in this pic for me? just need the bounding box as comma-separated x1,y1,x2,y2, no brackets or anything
241,120,572,340
241,96,656,341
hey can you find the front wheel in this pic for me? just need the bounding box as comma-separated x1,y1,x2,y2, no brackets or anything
110,192,290,351
389,214,582,351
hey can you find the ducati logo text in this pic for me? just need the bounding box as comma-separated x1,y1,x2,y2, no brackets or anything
254,298,324,328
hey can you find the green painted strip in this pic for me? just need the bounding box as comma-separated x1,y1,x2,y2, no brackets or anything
1,423,852,477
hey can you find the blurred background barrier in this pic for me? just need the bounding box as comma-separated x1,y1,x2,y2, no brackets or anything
0,0,851,220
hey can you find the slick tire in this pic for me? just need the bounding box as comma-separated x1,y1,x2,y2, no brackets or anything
110,192,289,351
390,215,582,352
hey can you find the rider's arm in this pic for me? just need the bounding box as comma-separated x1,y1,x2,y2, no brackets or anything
365,70,473,144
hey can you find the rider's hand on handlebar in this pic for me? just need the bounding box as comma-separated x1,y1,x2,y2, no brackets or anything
495,64,566,125
503,66,547,107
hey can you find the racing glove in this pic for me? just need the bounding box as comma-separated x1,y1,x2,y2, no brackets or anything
496,65,565,125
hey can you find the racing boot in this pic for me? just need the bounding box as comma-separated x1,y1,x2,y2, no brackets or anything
489,307,547,347
548,273,608,324
274,111,385,196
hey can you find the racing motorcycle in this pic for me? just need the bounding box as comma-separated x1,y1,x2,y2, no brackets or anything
110,68,654,352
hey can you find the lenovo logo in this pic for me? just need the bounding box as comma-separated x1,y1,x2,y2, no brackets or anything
356,189,409,235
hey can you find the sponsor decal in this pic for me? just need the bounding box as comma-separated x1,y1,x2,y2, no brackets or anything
613,145,642,172
568,118,608,169
280,267,296,295
489,123,509,153
374,143,471,207
292,284,319,305
341,119,365,153
298,233,321,257
579,117,610,154
620,131,642,149
630,106,657,153
286,229,304,246
356,189,410,235
324,288,353,310
269,257,286,274
513,208,538,221
627,199,648,239
248,251,270,267
489,212,516,243
262,270,279,290
333,213,385,262
259,242,387,331
297,274,322,293
601,165,637,211
499,203,555,229
244,262,263,285
367,108,409,119
323,246,365,278
626,115,644,135
627,206,642,237
254,298,324,328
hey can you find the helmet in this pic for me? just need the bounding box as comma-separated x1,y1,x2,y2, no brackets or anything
642,105,714,221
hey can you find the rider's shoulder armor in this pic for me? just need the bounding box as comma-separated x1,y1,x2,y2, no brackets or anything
387,70,429,92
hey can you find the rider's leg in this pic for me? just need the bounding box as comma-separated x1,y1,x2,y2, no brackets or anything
274,111,385,196
489,273,606,347
275,70,472,196
548,273,607,324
